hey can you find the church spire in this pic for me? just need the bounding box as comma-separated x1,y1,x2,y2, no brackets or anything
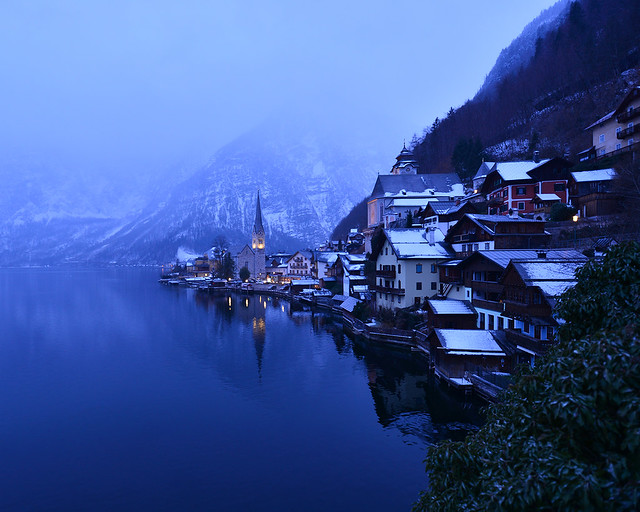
253,190,264,234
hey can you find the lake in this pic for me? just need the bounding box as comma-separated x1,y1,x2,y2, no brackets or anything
0,268,483,511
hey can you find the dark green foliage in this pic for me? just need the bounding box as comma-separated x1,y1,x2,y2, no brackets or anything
352,301,371,322
549,202,578,221
451,137,483,182
414,242,640,511
239,265,250,282
406,211,414,228
556,242,640,341
330,196,369,241
218,252,236,279
394,308,421,330
369,226,386,261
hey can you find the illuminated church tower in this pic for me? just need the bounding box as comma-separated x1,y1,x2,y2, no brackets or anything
236,191,267,280
251,191,266,279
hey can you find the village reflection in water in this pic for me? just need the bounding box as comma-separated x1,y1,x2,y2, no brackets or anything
190,290,483,442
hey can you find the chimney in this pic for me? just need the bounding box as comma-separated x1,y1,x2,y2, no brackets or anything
533,150,540,163
428,227,435,245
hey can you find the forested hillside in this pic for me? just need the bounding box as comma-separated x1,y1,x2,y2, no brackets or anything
413,0,640,180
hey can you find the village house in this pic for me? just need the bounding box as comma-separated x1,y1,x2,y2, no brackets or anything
427,329,510,388
286,250,314,279
453,249,586,332
419,200,480,235
366,145,464,229
569,168,619,219
479,157,573,216
332,253,369,299
500,257,586,366
444,213,551,258
581,86,640,160
425,299,477,330
313,251,343,287
373,228,455,311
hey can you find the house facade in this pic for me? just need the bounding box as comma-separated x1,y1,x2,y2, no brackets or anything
444,214,551,258
480,158,572,216
373,228,454,310
569,168,619,218
584,86,640,159
286,251,314,278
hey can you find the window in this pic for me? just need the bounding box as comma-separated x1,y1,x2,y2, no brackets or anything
431,264,437,273
378,293,382,299
498,317,504,330
629,139,635,146
479,313,485,329
416,264,422,273
523,321,530,333
534,185,539,193
461,244,467,252
416,282,422,290
385,248,388,255
516,187,526,195
518,202,525,210
547,326,555,340
628,122,634,128
474,244,479,251
398,264,401,274
599,134,605,143
431,282,437,290
502,190,508,197
398,296,401,304
554,183,566,191
488,315,494,329
398,280,401,289
616,143,622,150
484,243,490,250
534,325,541,339
616,127,622,135
599,148,606,156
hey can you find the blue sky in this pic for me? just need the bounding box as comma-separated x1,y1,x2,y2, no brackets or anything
0,1,559,174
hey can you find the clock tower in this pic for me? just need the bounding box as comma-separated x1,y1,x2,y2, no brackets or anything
251,191,266,278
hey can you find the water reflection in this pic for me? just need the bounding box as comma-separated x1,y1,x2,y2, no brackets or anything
190,290,482,445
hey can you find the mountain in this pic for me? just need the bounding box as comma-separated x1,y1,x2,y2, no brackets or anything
0,113,395,266
477,0,571,99
413,0,640,176
90,115,392,264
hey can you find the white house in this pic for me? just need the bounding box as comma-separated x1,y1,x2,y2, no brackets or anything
373,228,455,310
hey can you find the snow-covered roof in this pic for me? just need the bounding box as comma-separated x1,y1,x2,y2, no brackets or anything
472,249,586,269
434,329,505,356
510,259,585,297
571,168,617,183
473,161,496,180
315,251,343,264
427,299,475,315
339,296,359,313
535,193,562,202
371,173,463,198
384,229,454,259
352,285,369,293
389,198,437,208
585,110,615,130
493,160,550,181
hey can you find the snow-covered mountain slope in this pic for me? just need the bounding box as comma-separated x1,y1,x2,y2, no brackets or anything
91,117,390,263
0,115,393,265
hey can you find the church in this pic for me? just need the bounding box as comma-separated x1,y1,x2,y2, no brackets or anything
236,192,266,280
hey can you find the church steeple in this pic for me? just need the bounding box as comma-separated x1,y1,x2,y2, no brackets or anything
253,190,264,235
251,191,265,253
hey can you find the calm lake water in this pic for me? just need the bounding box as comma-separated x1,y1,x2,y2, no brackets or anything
0,268,483,512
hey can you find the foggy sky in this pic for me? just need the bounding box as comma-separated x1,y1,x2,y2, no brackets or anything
0,1,558,177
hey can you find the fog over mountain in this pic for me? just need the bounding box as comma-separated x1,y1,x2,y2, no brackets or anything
0,1,560,265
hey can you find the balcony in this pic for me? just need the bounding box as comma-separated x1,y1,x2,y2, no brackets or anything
502,299,550,318
471,280,503,295
471,297,503,312
505,329,555,355
373,285,405,295
376,268,396,279
617,124,640,139
617,106,640,123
